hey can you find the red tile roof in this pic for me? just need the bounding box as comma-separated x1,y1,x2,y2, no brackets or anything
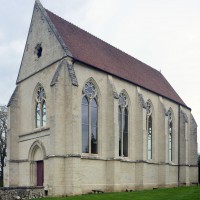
46,9,187,107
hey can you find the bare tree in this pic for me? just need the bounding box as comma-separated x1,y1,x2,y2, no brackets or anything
0,105,7,184
198,154,200,184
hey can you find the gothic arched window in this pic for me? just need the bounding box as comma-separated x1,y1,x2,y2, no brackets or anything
35,85,46,128
82,81,98,154
168,110,173,162
146,100,153,160
118,92,128,157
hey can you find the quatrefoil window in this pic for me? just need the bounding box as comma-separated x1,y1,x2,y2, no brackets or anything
118,93,127,108
83,82,97,98
36,86,46,102
168,110,173,122
146,101,152,116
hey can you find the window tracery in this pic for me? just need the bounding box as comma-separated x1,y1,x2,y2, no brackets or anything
168,109,173,162
83,82,97,98
146,100,152,116
146,100,153,160
119,93,127,108
35,85,46,128
118,92,128,157
82,81,98,154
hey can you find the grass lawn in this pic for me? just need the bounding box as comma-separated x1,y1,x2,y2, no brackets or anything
35,186,200,200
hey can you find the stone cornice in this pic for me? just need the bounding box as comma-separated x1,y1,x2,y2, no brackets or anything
6,156,198,167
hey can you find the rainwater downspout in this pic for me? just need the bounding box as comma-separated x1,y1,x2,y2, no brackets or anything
178,105,180,186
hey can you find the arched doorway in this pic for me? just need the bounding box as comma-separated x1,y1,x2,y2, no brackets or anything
28,140,46,186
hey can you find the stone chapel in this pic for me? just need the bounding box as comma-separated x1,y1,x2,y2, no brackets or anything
4,0,198,196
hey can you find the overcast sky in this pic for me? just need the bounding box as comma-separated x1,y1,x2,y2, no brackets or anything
0,0,200,151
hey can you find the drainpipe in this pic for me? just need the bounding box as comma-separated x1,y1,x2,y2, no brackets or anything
178,105,180,186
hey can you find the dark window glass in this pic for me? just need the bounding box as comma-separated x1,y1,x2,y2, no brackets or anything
82,124,89,153
37,47,42,58
118,106,122,156
82,96,89,153
118,94,128,158
91,99,98,154
82,95,88,105
91,99,97,126
91,126,97,154
123,107,128,157
82,82,98,154
82,97,89,125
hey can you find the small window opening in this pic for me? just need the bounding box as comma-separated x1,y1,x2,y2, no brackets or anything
34,43,43,58
37,47,42,58
45,190,48,196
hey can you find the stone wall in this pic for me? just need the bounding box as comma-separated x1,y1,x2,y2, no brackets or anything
0,187,44,200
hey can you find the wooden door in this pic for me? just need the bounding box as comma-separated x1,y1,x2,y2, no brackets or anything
37,160,44,186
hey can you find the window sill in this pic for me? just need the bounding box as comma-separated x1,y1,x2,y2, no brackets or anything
168,161,176,166
81,153,103,160
118,156,130,161
143,159,156,164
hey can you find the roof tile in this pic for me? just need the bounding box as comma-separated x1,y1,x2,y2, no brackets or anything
46,9,186,107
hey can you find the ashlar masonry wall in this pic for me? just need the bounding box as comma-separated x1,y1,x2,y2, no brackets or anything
4,58,198,196
0,187,44,200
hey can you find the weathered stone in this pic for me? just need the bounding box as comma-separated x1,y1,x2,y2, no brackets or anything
0,187,44,200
